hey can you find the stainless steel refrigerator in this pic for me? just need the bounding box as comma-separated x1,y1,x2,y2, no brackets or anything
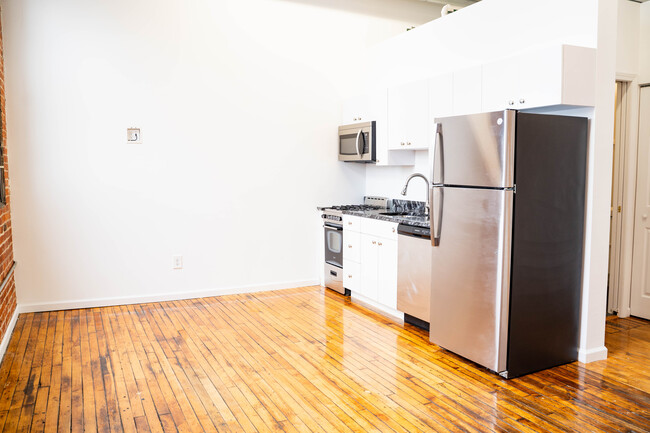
428,110,587,378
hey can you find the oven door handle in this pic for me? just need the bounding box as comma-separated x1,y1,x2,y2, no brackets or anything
355,129,362,157
324,224,343,231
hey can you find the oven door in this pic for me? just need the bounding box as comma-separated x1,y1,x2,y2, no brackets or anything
324,224,343,267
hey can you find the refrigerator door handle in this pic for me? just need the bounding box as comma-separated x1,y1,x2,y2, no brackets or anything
432,123,444,185
430,187,443,246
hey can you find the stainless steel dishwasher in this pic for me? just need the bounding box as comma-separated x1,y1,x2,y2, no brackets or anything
397,223,432,330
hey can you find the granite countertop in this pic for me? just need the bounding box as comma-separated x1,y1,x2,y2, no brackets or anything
343,199,430,229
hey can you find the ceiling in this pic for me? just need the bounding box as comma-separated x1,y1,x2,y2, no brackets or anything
420,0,480,6
420,0,648,5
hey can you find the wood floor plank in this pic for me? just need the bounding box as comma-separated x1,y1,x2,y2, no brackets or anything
2,287,650,432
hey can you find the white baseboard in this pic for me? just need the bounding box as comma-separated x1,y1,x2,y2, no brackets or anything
617,307,631,318
18,279,320,313
578,345,608,363
351,293,405,322
0,309,19,364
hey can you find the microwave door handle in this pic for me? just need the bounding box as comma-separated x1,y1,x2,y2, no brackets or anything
355,129,362,157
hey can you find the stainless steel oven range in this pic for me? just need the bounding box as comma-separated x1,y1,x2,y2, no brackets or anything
319,197,389,295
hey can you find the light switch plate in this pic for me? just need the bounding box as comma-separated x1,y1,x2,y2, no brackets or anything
127,127,142,144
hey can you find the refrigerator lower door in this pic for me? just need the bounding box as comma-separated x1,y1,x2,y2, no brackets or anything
429,186,513,373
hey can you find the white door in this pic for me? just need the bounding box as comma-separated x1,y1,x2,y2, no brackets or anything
631,86,650,320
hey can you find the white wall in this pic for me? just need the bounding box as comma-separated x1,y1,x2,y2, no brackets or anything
641,3,650,84
578,0,616,363
1,0,441,310
616,0,640,76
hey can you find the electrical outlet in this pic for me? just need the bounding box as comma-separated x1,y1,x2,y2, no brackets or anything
172,255,183,269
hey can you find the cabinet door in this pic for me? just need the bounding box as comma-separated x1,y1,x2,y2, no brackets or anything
516,45,562,109
341,94,370,124
388,80,429,150
343,260,361,292
376,238,398,309
429,73,454,120
452,66,482,116
344,230,361,263
360,234,378,300
481,57,518,112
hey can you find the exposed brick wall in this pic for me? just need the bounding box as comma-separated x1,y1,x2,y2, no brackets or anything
0,10,17,345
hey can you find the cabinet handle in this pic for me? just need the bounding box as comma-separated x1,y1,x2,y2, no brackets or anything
400,142,405,146
392,228,395,233
519,98,525,104
378,242,383,246
348,222,353,225
348,244,352,248
348,274,352,278
508,100,515,106
406,142,411,146
372,240,376,245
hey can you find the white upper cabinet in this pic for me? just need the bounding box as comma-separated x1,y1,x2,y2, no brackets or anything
481,56,519,112
452,66,483,116
339,44,595,166
388,79,430,150
482,45,596,112
341,94,371,125
429,72,454,120
341,89,415,166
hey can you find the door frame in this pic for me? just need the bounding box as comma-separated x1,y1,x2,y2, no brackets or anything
611,73,643,318
608,80,628,314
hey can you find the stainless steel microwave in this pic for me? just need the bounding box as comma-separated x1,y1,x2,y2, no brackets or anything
338,121,376,162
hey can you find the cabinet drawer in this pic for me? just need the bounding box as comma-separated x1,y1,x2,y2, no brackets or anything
343,215,361,232
343,230,361,263
343,260,361,292
360,218,398,241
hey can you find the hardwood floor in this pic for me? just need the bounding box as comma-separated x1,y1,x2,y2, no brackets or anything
0,286,649,432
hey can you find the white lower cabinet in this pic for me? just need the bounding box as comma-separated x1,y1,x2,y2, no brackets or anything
375,238,398,309
343,220,398,310
360,234,379,300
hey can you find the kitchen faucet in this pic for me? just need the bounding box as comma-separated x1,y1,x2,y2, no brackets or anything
401,173,430,216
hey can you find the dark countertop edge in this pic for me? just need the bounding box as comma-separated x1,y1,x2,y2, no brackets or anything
340,209,430,229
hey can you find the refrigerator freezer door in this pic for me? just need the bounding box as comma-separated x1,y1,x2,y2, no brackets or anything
429,186,513,373
434,110,515,188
